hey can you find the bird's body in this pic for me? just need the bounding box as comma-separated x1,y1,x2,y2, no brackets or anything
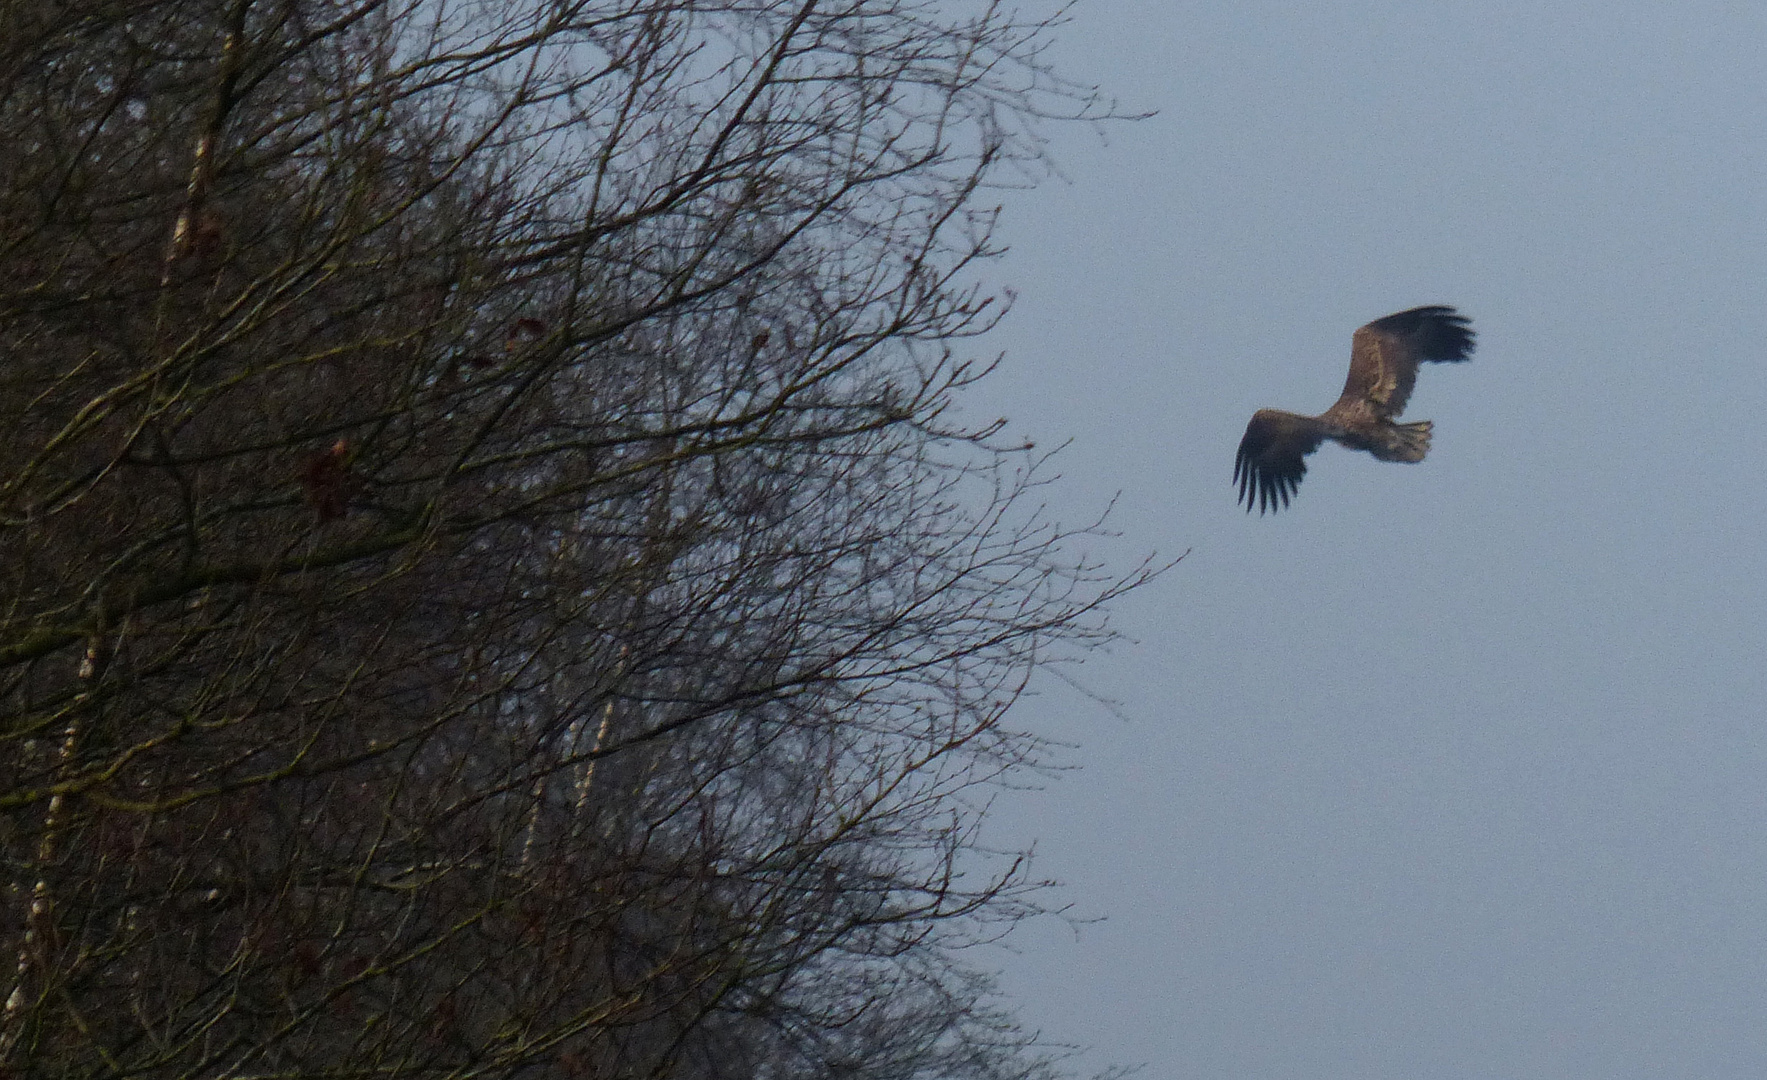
1234,306,1474,513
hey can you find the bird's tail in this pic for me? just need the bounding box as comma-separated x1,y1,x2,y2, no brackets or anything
1369,420,1432,463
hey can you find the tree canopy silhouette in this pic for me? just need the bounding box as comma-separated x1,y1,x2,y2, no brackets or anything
0,1,1150,1076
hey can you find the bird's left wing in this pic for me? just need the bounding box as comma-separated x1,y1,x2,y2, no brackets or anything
1234,409,1328,514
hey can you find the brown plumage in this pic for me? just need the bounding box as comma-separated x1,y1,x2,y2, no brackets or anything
1234,306,1475,513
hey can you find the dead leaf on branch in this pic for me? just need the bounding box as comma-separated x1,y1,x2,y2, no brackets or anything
298,439,357,523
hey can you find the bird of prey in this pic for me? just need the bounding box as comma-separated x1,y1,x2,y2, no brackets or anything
1233,306,1475,514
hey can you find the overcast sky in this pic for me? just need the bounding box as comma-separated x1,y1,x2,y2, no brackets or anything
978,3,1767,1077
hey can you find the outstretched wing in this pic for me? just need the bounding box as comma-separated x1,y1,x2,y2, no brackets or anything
1339,306,1474,421
1234,409,1328,514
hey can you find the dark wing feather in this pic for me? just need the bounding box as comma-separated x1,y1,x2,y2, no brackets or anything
1234,409,1328,514
1340,305,1474,420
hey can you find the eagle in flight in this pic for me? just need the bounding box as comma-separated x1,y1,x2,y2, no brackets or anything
1234,306,1475,514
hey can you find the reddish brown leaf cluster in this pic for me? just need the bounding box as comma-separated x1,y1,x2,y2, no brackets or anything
504,317,547,352
298,438,356,522
171,207,225,261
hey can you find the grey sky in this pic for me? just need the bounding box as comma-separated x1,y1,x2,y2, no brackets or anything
979,3,1767,1077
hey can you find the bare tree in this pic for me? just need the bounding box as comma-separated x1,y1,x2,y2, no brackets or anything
0,1,1151,1076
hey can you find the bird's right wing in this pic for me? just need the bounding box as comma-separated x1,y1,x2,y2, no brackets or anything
1234,409,1328,514
1340,306,1474,420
